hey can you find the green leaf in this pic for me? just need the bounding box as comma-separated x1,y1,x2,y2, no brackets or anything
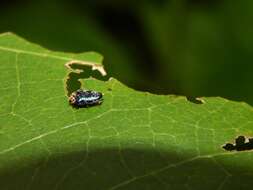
0,33,253,190
0,1,143,88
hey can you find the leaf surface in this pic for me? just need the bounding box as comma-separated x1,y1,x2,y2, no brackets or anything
0,33,253,190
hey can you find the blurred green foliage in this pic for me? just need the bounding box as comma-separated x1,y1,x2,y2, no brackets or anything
0,0,252,105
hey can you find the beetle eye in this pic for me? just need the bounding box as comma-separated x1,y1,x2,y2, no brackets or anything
69,96,76,104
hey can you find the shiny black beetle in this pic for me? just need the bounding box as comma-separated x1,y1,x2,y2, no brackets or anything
69,89,103,108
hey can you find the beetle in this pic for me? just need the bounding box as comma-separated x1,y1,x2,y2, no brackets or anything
69,89,103,108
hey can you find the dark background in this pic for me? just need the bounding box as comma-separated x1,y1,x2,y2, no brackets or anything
0,0,252,105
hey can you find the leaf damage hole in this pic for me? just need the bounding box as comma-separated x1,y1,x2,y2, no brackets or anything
187,96,204,104
65,60,107,76
223,136,253,151
65,61,108,96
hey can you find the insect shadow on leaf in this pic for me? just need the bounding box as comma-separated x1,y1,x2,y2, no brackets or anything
223,136,253,151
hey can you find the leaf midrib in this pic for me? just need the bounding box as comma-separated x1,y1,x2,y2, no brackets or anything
0,45,78,61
